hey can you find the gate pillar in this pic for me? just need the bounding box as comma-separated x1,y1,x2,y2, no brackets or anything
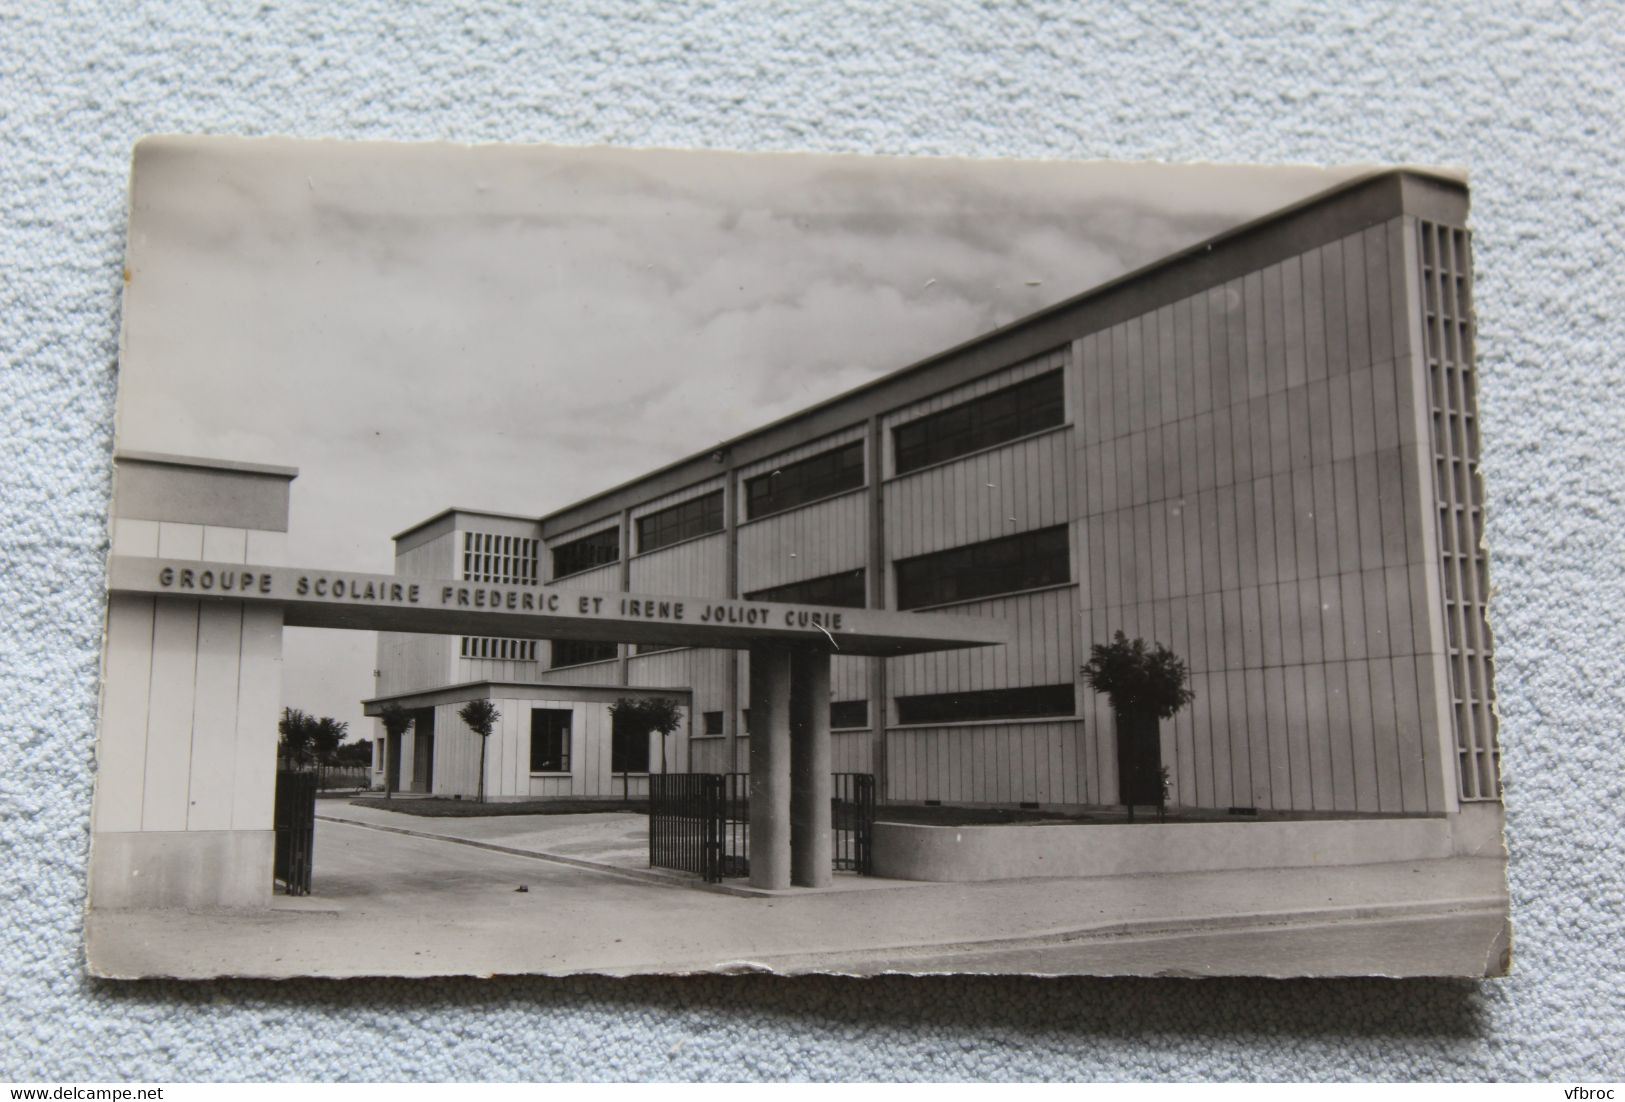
747,643,792,889
90,453,296,910
789,649,832,888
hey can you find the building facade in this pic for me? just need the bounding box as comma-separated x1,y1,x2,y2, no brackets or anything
368,169,1498,823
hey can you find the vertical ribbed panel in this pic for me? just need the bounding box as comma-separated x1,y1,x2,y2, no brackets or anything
737,491,868,593
629,532,730,596
378,534,456,696
1419,221,1498,802
1074,219,1438,813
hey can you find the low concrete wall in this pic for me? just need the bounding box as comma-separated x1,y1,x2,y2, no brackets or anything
873,815,1468,882
89,829,274,910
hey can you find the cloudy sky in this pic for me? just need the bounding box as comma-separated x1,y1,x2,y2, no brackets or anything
115,138,1370,742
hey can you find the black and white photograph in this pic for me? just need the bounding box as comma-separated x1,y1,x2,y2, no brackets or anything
87,136,1510,979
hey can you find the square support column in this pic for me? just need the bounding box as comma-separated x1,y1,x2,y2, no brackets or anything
747,643,793,890
92,452,295,911
790,648,832,888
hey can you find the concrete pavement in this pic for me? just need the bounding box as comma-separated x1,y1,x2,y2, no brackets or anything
85,810,1510,979
314,800,928,895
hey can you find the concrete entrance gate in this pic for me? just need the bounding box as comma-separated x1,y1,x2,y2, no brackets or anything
93,454,1011,908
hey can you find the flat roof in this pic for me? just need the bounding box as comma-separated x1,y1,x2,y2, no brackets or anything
363,680,692,713
391,506,544,543
115,450,299,479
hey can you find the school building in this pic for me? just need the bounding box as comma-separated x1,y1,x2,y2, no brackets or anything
363,168,1499,834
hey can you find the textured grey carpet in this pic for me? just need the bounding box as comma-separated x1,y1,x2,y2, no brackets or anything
2,0,1621,1083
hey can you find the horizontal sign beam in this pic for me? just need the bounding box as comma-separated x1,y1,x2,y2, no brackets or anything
106,556,1012,657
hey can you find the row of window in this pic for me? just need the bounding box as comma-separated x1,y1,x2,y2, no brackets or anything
744,567,868,608
724,685,1076,734
460,637,538,662
545,488,733,576
745,440,865,519
462,532,540,585
529,708,652,774
895,684,1076,725
894,524,1070,610
637,490,725,554
464,526,1068,670
893,369,1065,475
525,686,1076,776
410,686,1077,780
589,513,1065,611
531,366,1067,574
551,526,619,579
549,638,619,669
734,522,1072,614
699,699,871,736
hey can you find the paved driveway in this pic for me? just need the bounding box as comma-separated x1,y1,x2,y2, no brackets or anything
86,815,1510,979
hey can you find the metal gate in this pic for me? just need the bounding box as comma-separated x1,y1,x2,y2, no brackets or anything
649,773,717,882
649,772,872,883
832,772,875,874
273,769,317,895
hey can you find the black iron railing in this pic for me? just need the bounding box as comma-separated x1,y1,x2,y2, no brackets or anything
717,772,750,879
273,769,317,895
649,773,714,883
649,772,873,882
832,772,875,874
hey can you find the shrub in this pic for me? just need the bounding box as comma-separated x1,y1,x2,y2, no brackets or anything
1079,630,1194,719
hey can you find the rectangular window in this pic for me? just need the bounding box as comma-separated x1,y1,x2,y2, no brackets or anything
896,684,1075,725
636,490,724,554
830,700,868,729
460,637,538,662
702,711,724,736
744,441,865,519
529,709,572,773
462,531,539,585
895,525,1070,610
892,369,1065,475
551,527,619,579
745,568,867,608
549,638,618,668
611,711,650,774
374,738,384,768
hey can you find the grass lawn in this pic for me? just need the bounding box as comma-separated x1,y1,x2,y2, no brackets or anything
349,797,648,818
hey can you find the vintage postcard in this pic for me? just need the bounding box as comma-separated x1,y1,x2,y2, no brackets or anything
88,137,1508,978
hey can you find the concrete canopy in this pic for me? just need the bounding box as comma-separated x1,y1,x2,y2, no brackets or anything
106,555,1013,657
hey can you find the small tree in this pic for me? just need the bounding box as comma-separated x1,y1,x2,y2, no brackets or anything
278,707,316,769
310,716,349,780
608,696,685,800
1080,631,1194,719
458,699,501,803
378,703,414,800
1081,631,1194,818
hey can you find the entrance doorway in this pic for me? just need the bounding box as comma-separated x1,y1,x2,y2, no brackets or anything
412,708,435,793
1115,710,1164,810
